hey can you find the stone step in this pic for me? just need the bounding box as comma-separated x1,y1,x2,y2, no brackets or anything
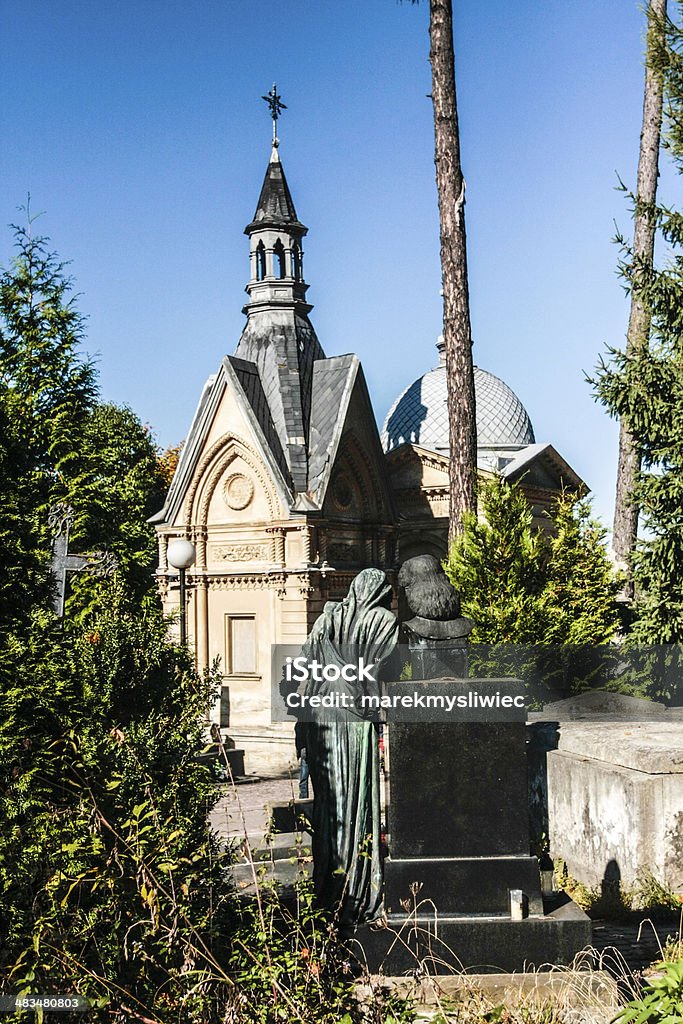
240,831,312,863
231,857,311,896
354,971,619,1024
265,798,313,833
196,745,246,778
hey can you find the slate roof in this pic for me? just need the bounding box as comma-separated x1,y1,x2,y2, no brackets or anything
245,150,307,234
308,355,358,497
227,356,289,484
234,314,325,493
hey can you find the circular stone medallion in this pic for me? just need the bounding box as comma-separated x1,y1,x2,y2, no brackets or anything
224,472,254,510
333,475,354,510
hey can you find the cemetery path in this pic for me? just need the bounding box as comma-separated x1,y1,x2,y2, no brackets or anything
590,917,681,977
210,773,298,840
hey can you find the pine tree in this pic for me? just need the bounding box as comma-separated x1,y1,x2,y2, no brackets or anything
404,0,477,540
428,0,478,541
594,3,683,642
612,0,668,577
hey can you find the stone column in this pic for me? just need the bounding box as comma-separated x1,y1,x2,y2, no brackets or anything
194,529,209,672
301,524,312,564
271,527,286,567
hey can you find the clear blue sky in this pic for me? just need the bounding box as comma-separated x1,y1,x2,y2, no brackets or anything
1,0,671,530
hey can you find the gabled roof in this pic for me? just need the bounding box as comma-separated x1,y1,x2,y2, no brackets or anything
307,354,394,517
383,440,586,497
148,359,294,527
499,443,586,494
244,148,307,234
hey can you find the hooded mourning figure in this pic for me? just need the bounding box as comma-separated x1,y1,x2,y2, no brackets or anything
302,568,398,927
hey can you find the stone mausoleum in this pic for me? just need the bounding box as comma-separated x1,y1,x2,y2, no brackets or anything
151,135,585,774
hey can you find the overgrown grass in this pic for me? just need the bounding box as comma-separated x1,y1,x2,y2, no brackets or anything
555,861,683,922
220,759,683,1023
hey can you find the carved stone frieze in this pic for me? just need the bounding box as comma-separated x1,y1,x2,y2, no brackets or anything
328,542,362,562
213,542,271,562
208,575,269,591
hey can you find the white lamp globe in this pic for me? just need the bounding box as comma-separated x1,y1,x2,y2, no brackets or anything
167,539,196,570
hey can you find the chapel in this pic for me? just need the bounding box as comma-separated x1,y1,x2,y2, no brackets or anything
151,136,396,771
151,129,585,774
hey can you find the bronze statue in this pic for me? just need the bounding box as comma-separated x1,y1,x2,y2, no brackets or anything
398,554,472,640
303,568,398,927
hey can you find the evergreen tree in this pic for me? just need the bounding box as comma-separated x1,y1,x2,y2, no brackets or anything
543,494,622,645
0,389,47,632
445,476,547,643
67,403,168,617
0,222,97,508
444,476,620,645
0,221,96,630
0,223,169,625
594,3,683,643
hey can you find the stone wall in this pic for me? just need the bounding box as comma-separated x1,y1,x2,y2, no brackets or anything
541,713,683,891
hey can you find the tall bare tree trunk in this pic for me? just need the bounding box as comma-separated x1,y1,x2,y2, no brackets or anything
613,0,667,586
429,0,477,545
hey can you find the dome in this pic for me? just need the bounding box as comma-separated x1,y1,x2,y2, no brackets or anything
381,362,535,455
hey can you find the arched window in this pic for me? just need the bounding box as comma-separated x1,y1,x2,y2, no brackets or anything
292,242,303,281
255,241,266,281
274,239,286,279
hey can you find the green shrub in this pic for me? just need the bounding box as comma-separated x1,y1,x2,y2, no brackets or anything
612,958,683,1024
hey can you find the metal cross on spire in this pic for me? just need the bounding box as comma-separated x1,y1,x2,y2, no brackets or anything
262,83,286,146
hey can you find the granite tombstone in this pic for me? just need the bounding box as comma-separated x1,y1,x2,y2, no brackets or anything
358,556,591,973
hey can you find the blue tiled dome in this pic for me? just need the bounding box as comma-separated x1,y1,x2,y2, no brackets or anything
381,363,535,455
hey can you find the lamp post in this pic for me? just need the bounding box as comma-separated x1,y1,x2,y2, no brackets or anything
167,539,196,646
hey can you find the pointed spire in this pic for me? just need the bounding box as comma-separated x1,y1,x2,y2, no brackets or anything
247,84,305,233
245,151,305,233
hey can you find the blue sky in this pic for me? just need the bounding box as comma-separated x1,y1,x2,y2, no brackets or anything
1,0,672,529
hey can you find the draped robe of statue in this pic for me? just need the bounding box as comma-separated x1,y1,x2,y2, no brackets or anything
303,568,399,927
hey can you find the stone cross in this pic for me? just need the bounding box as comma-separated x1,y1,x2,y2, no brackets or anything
48,503,118,617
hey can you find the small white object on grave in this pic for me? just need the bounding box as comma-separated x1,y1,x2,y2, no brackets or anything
509,889,525,921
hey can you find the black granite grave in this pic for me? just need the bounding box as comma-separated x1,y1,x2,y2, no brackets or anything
356,632,591,974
